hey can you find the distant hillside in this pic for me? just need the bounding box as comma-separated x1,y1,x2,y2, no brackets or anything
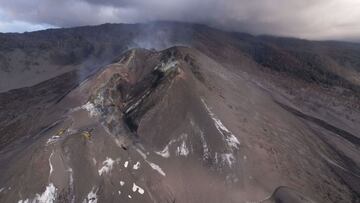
0,22,359,94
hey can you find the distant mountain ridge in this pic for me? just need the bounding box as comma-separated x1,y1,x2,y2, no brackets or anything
0,22,360,93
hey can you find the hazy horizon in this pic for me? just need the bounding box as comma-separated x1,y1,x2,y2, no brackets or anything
0,0,360,42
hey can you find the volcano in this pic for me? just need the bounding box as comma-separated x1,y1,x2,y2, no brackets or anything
0,23,359,203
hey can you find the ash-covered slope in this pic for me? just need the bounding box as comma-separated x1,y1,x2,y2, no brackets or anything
0,47,359,203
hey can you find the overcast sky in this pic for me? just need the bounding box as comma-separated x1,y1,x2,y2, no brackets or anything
0,0,359,41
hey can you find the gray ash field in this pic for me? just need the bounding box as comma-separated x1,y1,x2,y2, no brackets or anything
0,23,360,203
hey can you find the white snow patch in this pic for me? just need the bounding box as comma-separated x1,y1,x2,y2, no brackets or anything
190,119,210,160
148,162,166,176
199,130,210,160
120,181,125,186
93,93,105,105
46,135,61,145
155,145,171,158
226,134,240,149
125,90,151,114
68,106,82,113
128,195,132,199
82,102,100,117
132,183,145,194
155,134,189,158
125,99,142,114
136,148,147,159
124,161,129,168
18,183,57,203
46,129,76,145
83,188,98,203
201,99,240,149
68,168,75,203
133,162,140,170
49,151,54,177
98,157,115,176
162,61,178,72
176,140,189,156
136,148,166,176
221,153,236,167
214,152,236,167
154,61,178,72
0,187,4,193
118,191,121,195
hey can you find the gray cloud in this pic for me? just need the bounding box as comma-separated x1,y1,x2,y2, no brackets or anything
0,0,359,41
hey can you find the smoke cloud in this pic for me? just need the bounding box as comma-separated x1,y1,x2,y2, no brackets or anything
0,0,359,41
